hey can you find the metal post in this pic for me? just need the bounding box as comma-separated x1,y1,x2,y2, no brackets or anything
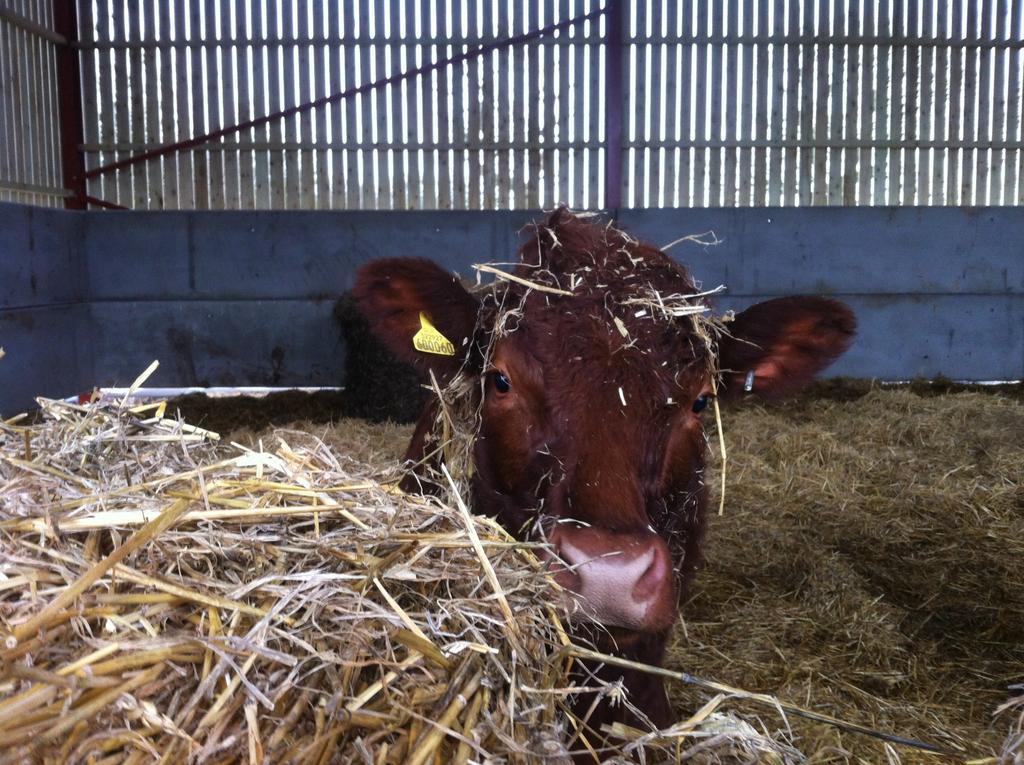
53,0,86,209
604,0,624,211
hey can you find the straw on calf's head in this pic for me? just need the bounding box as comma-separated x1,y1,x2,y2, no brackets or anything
355,207,856,732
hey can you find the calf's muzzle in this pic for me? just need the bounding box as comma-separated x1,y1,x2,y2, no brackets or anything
547,525,677,633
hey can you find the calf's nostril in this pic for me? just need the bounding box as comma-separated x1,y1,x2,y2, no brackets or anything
630,542,670,602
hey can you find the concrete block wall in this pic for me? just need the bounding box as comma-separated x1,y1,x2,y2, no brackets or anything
1,202,1021,415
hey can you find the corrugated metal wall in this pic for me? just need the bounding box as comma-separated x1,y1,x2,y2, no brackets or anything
4,1,1023,210
0,2,65,207
626,1,1024,207
76,0,607,210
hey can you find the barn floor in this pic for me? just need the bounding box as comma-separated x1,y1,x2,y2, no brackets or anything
173,384,1024,764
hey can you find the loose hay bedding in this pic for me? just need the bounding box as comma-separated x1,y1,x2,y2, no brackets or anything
0,388,1021,765
222,386,1024,765
0,395,802,765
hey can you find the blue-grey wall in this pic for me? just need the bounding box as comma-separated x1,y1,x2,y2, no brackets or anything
1,202,1022,415
0,204,93,414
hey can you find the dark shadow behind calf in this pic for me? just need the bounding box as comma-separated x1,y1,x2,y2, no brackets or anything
333,294,429,424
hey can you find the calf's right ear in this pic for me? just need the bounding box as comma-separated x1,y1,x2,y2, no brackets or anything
353,258,479,381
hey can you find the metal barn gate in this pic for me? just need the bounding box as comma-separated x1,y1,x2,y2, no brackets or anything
3,1,1024,210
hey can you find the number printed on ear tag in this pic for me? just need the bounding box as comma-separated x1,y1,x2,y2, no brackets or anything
413,312,456,356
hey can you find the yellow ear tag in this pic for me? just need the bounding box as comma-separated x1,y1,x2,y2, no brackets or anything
413,312,456,356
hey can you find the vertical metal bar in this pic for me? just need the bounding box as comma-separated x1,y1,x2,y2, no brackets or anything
237,0,256,208
857,1,874,204
723,0,741,207
494,0,509,208
622,0,638,206
157,1,176,207
328,0,344,208
812,0,830,206
279,0,296,207
830,0,849,204
190,0,210,207
983,0,999,204
961,1,980,204
267,0,285,208
46,2,60,205
976,0,994,205
296,0,312,208
752,0,769,206
125,2,147,207
1007,1,1023,203
797,1,814,206
53,0,85,208
343,0,360,208
916,0,935,205
452,0,467,209
694,2,709,206
604,0,623,209
541,0,556,208
931,0,949,205
466,0,482,208
708,4,725,207
660,1,677,207
505,0,520,206
0,13,11,201
675,2,692,207
842,0,859,204
437,0,453,209
481,0,496,209
566,0,579,206
142,2,162,207
947,2,964,204
783,0,800,205
370,1,388,208
994,0,1012,204
21,0,38,204
871,1,891,205
734,0,752,206
222,0,244,208
11,1,27,202
27,1,44,203
172,0,194,208
386,0,403,209
417,0,435,208
902,0,919,205
0,14,13,202
205,0,225,207
640,0,657,208
587,0,601,209
524,0,540,208
655,2,671,207
623,0,636,207
888,1,905,204
311,0,327,206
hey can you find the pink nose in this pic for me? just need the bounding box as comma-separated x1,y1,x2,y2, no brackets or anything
548,525,676,632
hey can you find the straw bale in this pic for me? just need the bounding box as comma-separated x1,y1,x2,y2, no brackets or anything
228,387,1024,764
0,397,576,763
0,394,802,764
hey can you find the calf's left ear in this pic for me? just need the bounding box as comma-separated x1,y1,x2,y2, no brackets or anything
717,296,856,399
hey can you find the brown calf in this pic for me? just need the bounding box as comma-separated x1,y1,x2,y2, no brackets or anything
355,208,855,736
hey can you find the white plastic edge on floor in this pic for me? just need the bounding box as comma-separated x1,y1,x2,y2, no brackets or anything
65,387,344,403
62,381,1021,406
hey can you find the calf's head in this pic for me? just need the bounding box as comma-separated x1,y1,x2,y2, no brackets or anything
355,211,855,724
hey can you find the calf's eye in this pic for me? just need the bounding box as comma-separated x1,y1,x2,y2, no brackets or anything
492,371,511,394
692,394,710,413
